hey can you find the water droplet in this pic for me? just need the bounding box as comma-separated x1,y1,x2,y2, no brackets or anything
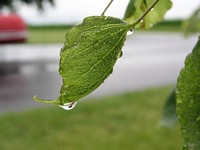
117,51,123,58
141,20,144,23
126,28,134,36
59,102,77,110
151,8,154,11
196,116,200,122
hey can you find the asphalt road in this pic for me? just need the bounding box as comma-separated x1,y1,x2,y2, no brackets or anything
0,32,198,113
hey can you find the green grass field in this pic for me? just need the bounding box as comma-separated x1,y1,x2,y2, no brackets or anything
26,20,183,44
27,25,73,43
0,86,183,150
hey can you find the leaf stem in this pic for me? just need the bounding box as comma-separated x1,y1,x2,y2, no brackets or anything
130,0,159,28
101,0,114,16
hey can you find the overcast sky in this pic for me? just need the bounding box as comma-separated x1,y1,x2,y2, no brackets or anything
18,0,200,25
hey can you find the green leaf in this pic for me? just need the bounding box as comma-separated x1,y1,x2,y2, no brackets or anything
124,0,136,20
124,0,172,29
176,36,200,150
34,16,130,105
182,7,200,36
160,89,177,127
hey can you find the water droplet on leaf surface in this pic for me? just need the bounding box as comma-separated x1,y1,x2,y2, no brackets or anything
126,28,134,36
59,102,77,110
117,51,123,58
141,20,144,23
196,116,200,122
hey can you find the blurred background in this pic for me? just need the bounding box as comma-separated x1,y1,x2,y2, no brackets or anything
0,0,199,150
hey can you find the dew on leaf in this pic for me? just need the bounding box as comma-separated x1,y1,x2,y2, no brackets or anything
126,28,134,36
196,116,200,122
34,16,130,107
59,102,77,110
117,51,123,58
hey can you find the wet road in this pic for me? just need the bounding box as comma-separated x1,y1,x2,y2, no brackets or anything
0,32,198,113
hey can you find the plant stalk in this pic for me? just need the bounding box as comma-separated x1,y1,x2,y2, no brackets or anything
101,0,114,16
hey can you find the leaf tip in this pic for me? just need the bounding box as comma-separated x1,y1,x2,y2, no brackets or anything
33,95,59,105
33,95,39,101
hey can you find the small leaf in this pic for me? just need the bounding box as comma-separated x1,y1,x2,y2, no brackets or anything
176,36,200,150
160,89,177,127
182,7,200,36
34,16,130,105
124,0,136,20
124,0,172,29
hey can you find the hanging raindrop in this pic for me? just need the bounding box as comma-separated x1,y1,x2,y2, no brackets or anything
59,102,77,110
151,8,154,11
126,28,134,36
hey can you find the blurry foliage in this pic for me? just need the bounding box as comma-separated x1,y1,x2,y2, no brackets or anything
182,6,200,36
160,89,177,128
123,0,172,29
0,0,54,11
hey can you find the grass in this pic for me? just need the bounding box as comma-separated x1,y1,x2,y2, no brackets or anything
0,86,183,150
27,25,73,43
26,20,183,44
